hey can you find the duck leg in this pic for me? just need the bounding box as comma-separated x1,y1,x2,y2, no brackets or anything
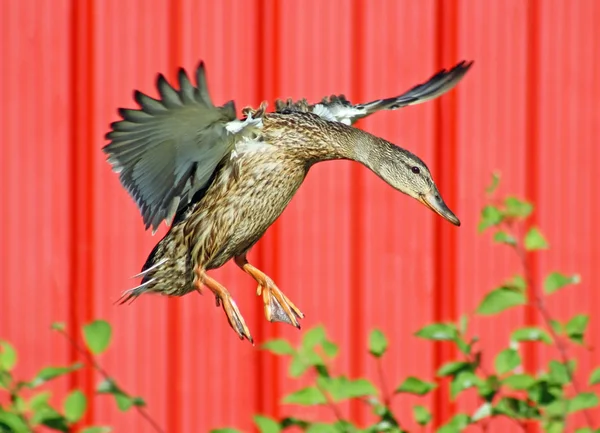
234,255,304,328
194,268,253,343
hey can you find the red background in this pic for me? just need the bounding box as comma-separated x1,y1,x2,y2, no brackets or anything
2,1,599,431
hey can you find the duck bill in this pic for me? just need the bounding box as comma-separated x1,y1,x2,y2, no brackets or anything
419,192,461,226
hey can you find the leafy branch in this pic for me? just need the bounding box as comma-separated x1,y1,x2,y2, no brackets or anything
212,172,600,433
0,321,164,433
53,322,165,433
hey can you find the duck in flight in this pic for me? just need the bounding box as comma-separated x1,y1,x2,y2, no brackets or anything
103,59,473,343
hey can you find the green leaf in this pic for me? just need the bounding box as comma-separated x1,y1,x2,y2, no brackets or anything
253,415,281,433
543,272,581,294
368,329,388,357
485,172,501,195
29,363,84,387
494,397,540,419
81,427,113,433
504,196,533,218
495,349,521,375
503,374,536,390
568,392,599,413
511,327,552,344
333,421,359,432
279,417,311,430
472,402,492,421
303,351,325,368
97,379,134,412
31,405,70,432
565,314,589,344
509,275,527,291
0,341,17,371
548,360,571,386
131,396,146,407
527,379,561,406
114,394,133,411
476,287,526,315
262,339,295,356
574,429,594,433
436,413,470,433
28,391,52,410
0,411,30,433
302,326,326,352
51,322,66,331
543,420,565,433
589,367,600,385
318,377,376,401
478,205,503,233
288,356,309,378
458,315,469,334
450,371,480,399
82,320,112,355
305,423,339,433
209,429,243,433
493,231,517,246
477,375,500,402
524,227,548,251
9,395,26,413
549,320,563,335
283,386,326,405
412,405,432,426
437,361,472,377
336,378,376,400
415,323,457,341
396,377,437,395
322,340,339,358
63,389,87,422
96,379,118,393
454,337,471,356
0,370,11,389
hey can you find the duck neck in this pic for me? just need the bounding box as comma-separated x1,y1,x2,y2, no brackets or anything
329,126,400,176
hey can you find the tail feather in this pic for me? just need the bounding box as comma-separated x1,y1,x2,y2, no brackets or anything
115,278,156,305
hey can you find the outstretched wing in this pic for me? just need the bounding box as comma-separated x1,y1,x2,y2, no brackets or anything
282,60,473,125
103,62,258,233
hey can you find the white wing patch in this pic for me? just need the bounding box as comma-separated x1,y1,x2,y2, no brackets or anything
225,111,264,134
311,103,367,125
311,104,338,122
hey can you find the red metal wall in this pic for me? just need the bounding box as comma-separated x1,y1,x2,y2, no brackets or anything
2,1,599,431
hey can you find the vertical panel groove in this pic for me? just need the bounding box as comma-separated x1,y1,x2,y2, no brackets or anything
524,3,540,432
255,0,283,420
433,0,459,425
349,0,367,424
69,0,96,425
254,0,268,419
165,1,184,431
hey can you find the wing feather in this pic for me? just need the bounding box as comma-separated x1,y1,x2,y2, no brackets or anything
295,60,474,125
102,61,245,232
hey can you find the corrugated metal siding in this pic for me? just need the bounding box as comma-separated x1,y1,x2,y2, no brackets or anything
1,0,74,411
1,1,599,431
536,1,600,429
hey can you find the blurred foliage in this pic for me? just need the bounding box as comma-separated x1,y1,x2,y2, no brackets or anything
0,320,159,433
212,173,600,433
1,173,599,432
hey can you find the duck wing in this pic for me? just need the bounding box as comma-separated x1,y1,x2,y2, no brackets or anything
103,62,261,233
279,60,473,125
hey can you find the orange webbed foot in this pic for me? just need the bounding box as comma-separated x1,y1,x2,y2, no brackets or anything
235,256,304,329
195,268,253,344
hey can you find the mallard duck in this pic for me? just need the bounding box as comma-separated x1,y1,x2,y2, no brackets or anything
103,60,473,343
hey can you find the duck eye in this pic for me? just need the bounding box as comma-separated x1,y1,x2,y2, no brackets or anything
411,166,420,174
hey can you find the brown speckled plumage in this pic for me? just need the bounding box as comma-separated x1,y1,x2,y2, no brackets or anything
103,60,473,343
